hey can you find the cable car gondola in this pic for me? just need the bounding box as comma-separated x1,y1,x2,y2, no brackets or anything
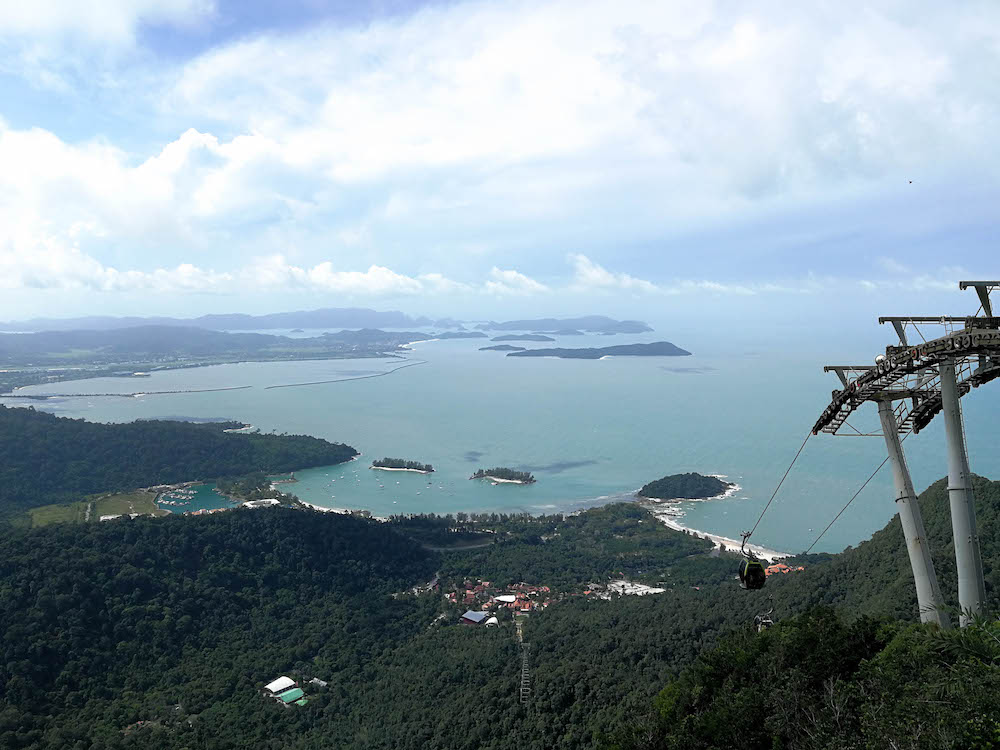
738,532,766,590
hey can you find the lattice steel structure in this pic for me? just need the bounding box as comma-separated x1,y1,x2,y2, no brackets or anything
813,281,1000,628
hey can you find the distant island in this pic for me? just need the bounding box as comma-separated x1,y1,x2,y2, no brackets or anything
435,331,489,339
372,457,434,473
637,472,734,501
470,467,536,484
492,334,555,342
508,341,691,359
474,316,652,334
534,329,584,336
480,344,527,352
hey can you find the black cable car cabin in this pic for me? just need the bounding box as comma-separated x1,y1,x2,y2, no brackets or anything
739,557,766,590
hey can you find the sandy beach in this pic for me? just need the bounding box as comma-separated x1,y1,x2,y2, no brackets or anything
371,465,432,474
644,503,788,561
473,475,531,484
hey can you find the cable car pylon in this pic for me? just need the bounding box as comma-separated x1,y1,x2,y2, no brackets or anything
813,281,1000,628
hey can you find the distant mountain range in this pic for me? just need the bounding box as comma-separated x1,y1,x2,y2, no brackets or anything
0,308,461,333
0,309,650,335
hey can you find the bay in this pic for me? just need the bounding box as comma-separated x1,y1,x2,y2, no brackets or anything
5,331,998,554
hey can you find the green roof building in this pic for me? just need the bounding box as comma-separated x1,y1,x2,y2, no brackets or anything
277,687,304,703
294,698,309,706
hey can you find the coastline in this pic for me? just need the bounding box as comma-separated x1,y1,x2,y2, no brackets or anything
640,499,787,561
299,501,388,522
300,501,351,514
371,466,432,474
400,339,439,349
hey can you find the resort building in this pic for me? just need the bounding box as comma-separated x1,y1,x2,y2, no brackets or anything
264,676,295,694
460,610,489,625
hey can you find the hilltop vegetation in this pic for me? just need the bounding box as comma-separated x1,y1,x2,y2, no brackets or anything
393,503,715,590
0,510,442,750
0,406,357,518
616,608,1000,750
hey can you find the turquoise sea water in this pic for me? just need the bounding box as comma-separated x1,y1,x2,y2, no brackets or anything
6,331,999,554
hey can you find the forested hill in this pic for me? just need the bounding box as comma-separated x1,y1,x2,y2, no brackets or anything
0,510,440,750
637,472,732,500
768,474,1000,621
0,478,997,748
0,406,357,515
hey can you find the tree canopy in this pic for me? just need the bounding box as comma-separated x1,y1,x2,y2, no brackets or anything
0,405,357,517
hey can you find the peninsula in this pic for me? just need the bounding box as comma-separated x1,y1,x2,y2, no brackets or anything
0,326,428,392
491,334,555,342
435,331,489,339
479,344,527,352
637,472,734,501
371,457,434,473
507,341,691,359
470,467,536,484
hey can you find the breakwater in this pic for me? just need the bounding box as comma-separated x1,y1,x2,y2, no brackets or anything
264,360,427,390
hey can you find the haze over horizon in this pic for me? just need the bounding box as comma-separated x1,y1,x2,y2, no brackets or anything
1,0,997,333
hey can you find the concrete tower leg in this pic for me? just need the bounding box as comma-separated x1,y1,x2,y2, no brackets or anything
877,399,951,628
939,360,986,626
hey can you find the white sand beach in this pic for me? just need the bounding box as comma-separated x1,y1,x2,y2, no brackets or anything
646,505,788,561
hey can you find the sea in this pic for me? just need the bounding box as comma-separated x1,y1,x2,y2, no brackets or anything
5,328,999,555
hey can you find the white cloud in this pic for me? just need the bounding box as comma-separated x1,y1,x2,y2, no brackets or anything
0,241,478,298
0,231,230,292
660,280,758,296
569,254,659,293
159,0,1000,197
0,0,998,317
484,268,549,296
0,0,213,42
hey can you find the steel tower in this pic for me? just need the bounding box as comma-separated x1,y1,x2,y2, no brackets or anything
813,281,1000,628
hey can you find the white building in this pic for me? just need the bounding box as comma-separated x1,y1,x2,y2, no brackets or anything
264,676,295,694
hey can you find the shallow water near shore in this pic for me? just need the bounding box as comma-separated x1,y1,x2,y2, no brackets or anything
6,331,999,554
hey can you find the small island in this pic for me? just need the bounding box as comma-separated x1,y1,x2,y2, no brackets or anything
508,341,691,359
470,467,536,484
480,344,527,352
637,472,734,501
372,457,434,473
492,334,556,342
436,331,489,339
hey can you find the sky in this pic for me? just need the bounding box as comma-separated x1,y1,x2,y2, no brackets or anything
0,0,998,337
